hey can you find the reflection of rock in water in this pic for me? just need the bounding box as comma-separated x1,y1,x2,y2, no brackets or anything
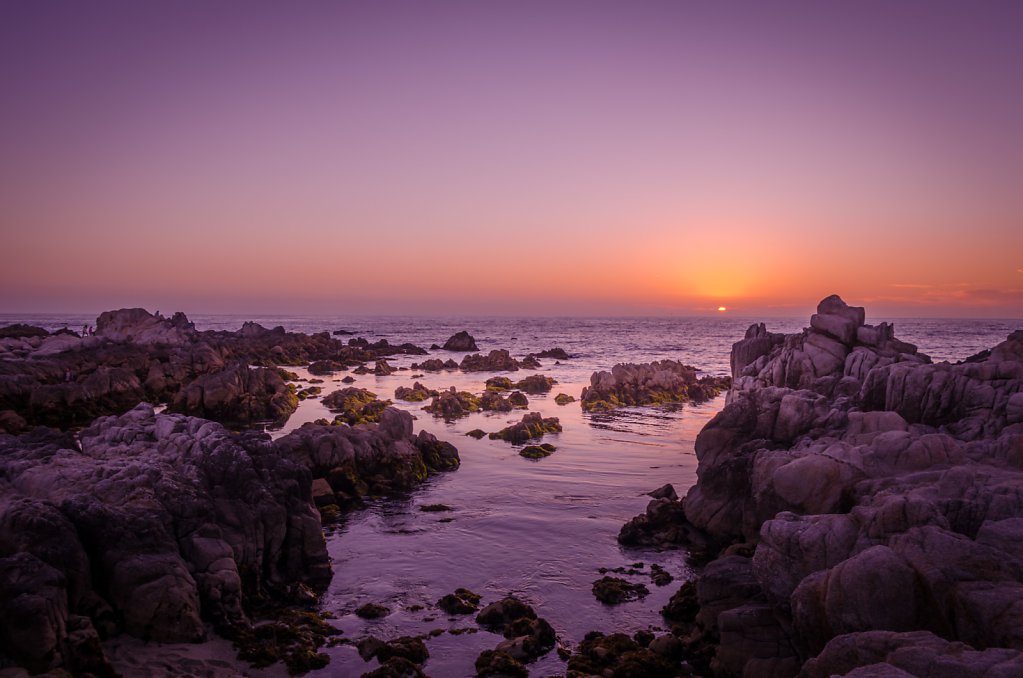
584,404,688,435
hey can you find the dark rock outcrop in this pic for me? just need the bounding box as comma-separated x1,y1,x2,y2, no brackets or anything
0,405,330,673
461,350,520,372
424,388,481,420
649,295,1023,677
488,412,562,444
581,360,730,412
442,331,478,352
170,362,298,425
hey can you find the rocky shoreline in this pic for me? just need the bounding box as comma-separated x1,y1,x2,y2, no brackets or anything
634,295,1023,676
3,301,1019,676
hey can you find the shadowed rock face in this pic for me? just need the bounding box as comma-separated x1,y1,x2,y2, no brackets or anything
442,331,478,352
170,361,298,425
652,295,1023,677
0,404,330,673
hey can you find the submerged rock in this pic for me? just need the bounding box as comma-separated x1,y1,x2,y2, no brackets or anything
437,588,481,615
554,393,576,405
519,443,556,459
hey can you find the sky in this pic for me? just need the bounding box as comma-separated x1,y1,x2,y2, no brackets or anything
1,1,1021,317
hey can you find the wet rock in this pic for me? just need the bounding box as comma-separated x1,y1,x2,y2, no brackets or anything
356,603,390,619
466,429,487,439
322,387,391,425
374,360,395,376
536,348,570,360
476,597,537,631
519,355,542,369
514,375,556,394
554,393,575,405
507,391,529,409
475,649,527,677
437,588,481,615
442,331,479,352
566,632,680,677
357,635,429,664
592,576,650,604
419,504,452,512
519,443,556,459
409,358,459,372
229,608,339,674
495,616,556,662
309,360,346,375
485,376,514,391
394,382,438,402
488,412,562,445
581,360,730,412
650,563,673,586
479,390,514,412
424,387,480,420
461,350,520,372
362,657,427,678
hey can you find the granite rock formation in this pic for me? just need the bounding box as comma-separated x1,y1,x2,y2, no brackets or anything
581,360,730,412
650,295,1023,677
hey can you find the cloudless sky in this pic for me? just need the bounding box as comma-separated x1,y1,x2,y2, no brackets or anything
1,1,1021,317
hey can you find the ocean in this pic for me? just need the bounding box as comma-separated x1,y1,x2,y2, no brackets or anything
4,312,1020,675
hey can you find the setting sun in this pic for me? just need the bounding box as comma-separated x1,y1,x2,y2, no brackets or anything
718,306,727,312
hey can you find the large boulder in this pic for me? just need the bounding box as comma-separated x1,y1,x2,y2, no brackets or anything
580,360,729,412
442,331,478,352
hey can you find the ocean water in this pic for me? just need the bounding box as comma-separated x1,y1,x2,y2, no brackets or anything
4,312,1020,676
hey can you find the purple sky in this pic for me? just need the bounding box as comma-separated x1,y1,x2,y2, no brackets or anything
1,1,1021,316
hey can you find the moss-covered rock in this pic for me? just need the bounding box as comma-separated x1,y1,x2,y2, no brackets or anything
475,649,528,678
580,360,730,412
519,443,556,459
356,636,428,665
592,576,650,604
309,360,346,375
489,413,562,444
424,388,480,420
466,429,487,439
566,632,679,678
554,393,576,405
322,387,391,425
485,376,514,391
507,391,529,409
394,381,438,402
230,608,340,675
361,656,426,678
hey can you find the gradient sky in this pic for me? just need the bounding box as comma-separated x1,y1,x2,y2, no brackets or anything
1,1,1021,317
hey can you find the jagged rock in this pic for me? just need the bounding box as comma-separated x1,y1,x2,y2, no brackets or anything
581,360,730,412
394,381,437,402
461,350,520,372
96,308,195,345
479,390,514,412
0,405,330,673
424,388,480,420
437,588,481,615
488,413,561,444
409,358,459,372
275,407,459,499
647,295,1023,677
475,649,527,677
170,362,298,425
322,387,391,425
592,576,650,604
566,632,680,677
442,331,479,352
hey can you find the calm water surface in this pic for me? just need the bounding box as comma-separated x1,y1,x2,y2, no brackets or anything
4,312,1019,676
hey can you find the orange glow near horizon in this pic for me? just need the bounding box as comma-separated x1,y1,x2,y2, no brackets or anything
0,3,1021,318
